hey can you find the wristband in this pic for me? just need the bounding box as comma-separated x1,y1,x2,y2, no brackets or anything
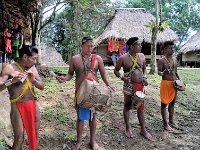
33,79,39,86
160,72,163,76
119,75,124,80
4,79,12,87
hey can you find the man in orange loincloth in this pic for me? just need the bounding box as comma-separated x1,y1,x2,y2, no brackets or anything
157,41,180,131
0,45,44,150
57,36,114,150
114,37,154,141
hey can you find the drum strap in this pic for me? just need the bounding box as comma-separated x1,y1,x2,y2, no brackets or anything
124,53,142,76
77,54,97,78
91,54,96,80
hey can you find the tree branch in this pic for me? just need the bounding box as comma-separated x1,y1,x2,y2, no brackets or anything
39,3,66,31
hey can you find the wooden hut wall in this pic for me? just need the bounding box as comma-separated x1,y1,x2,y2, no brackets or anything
94,44,112,63
182,52,200,62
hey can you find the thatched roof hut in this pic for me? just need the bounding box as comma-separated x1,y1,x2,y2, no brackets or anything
94,8,178,65
95,8,178,46
180,32,200,54
179,32,200,67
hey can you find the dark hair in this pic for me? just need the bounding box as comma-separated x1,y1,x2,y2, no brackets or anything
126,37,139,47
19,45,38,58
81,36,93,45
163,41,174,49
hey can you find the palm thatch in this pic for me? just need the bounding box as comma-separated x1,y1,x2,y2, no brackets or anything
180,32,200,54
0,0,39,29
94,8,178,46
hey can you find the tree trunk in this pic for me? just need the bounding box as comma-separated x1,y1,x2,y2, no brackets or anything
149,27,158,74
73,0,80,55
149,0,162,74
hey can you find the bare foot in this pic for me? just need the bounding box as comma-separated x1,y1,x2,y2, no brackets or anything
169,122,178,128
89,141,99,150
125,129,134,138
73,142,81,150
164,124,174,132
140,130,155,142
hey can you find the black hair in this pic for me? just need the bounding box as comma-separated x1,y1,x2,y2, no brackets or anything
126,37,139,47
163,41,174,49
81,36,93,45
19,45,38,58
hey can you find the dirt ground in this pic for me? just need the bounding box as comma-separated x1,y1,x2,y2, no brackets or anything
0,69,200,150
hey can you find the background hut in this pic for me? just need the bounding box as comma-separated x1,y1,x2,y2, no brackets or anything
94,8,178,65
179,32,200,68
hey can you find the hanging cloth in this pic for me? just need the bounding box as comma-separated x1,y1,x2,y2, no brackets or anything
5,32,12,54
114,39,119,52
108,37,114,52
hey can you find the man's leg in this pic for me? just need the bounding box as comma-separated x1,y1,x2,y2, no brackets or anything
89,113,99,150
10,103,24,150
35,103,40,148
137,109,154,141
73,118,84,150
123,94,133,138
161,102,173,131
168,98,176,126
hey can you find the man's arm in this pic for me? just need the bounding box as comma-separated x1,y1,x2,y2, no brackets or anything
114,57,123,80
0,65,13,91
174,58,180,80
65,57,74,80
31,67,45,90
57,57,74,83
141,53,147,77
157,59,164,76
0,75,10,91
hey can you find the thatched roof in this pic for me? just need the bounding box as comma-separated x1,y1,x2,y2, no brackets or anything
180,32,200,54
0,0,39,29
95,8,178,46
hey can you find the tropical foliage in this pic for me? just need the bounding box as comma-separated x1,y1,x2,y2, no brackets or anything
41,0,113,61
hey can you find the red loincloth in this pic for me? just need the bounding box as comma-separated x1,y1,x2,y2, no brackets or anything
132,83,144,112
16,100,37,150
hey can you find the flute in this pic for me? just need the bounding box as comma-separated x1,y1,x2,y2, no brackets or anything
20,66,34,83
20,73,29,83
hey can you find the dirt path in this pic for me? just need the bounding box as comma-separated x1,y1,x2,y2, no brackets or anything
0,90,12,141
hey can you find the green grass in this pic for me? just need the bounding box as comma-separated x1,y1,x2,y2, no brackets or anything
63,132,77,142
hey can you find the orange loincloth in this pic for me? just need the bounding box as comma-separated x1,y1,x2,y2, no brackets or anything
160,80,176,105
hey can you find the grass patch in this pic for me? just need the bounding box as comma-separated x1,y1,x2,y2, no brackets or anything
64,132,76,142
41,101,74,126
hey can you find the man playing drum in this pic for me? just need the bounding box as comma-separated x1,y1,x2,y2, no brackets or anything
157,41,180,131
57,36,114,150
114,37,154,141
